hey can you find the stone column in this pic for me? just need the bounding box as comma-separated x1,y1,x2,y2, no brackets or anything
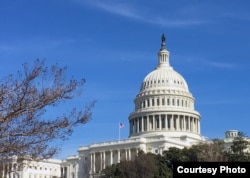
188,117,190,131
103,152,106,169
125,149,128,160
179,115,182,130
176,115,179,130
93,153,96,173
100,152,103,171
63,166,66,178
190,117,193,132
110,150,113,165
141,117,144,132
193,118,196,133
159,115,162,130
137,118,139,133
152,115,155,131
194,117,198,133
6,164,9,178
147,116,149,131
194,118,196,133
170,115,174,130
183,116,186,131
2,163,5,178
128,149,131,160
164,114,167,130
189,117,192,132
117,150,120,163
198,119,200,134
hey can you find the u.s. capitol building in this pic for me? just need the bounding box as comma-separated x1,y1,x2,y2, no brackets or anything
60,35,203,178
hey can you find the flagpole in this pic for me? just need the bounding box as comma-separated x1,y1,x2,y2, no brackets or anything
118,123,124,141
119,125,120,141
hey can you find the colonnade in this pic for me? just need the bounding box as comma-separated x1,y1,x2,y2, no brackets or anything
90,148,139,174
135,96,194,110
61,167,68,178
129,114,200,136
0,163,19,178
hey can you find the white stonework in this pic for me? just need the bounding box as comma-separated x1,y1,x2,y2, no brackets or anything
0,157,61,178
223,130,250,153
59,35,203,178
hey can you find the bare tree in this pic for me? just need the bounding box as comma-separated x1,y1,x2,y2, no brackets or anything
0,59,95,161
196,139,228,162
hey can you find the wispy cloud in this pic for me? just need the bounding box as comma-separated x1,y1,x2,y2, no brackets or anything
90,0,142,20
222,11,250,21
148,17,206,27
0,37,75,53
175,54,238,70
77,0,207,27
208,61,236,69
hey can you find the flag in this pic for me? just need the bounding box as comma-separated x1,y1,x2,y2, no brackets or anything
119,123,124,128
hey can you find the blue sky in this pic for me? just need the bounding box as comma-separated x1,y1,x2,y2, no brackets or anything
1,0,250,159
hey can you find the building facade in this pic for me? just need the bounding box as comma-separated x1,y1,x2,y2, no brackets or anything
0,157,61,178
224,130,250,153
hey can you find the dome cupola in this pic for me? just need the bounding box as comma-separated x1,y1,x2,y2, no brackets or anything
158,33,170,67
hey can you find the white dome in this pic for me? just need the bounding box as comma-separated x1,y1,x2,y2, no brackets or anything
140,66,189,92
128,34,201,141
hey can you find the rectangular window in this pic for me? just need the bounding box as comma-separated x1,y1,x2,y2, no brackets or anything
174,117,177,130
144,117,147,131
139,118,142,132
179,117,182,130
156,117,159,129
185,117,189,130
157,99,160,106
162,98,165,105
161,115,165,129
150,117,153,130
